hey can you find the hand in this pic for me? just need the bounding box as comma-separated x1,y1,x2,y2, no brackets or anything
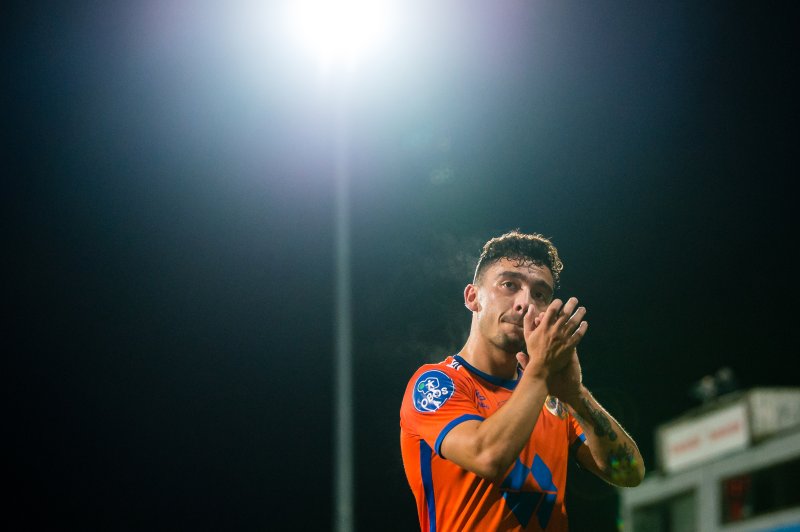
547,349,583,404
517,297,587,380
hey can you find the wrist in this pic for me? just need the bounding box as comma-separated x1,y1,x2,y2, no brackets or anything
522,359,550,382
561,384,589,406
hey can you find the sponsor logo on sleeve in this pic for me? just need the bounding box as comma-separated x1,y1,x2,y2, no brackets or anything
413,370,455,412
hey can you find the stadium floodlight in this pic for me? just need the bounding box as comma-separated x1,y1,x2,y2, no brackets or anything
287,3,395,532
287,0,394,72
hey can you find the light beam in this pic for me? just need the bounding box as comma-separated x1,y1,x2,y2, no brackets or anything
287,2,396,531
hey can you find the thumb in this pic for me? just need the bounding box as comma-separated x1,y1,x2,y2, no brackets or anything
516,352,530,370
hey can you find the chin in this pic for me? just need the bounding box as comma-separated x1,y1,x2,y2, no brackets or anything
495,334,525,354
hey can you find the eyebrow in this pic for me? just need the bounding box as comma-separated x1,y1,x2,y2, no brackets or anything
495,271,553,292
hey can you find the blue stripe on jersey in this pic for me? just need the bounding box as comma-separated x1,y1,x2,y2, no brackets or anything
453,355,520,389
420,440,436,532
434,414,485,457
570,432,587,455
532,454,557,529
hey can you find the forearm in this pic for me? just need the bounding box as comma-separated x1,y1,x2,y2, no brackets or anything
567,386,645,487
442,371,549,480
476,373,549,476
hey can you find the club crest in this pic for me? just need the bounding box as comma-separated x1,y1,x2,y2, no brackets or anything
413,370,454,412
545,395,567,419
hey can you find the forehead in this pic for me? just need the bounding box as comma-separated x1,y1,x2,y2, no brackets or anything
483,257,555,288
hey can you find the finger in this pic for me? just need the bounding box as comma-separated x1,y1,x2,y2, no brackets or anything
565,321,589,347
516,352,530,370
544,298,564,324
564,306,587,333
523,304,537,334
562,296,579,314
558,297,579,324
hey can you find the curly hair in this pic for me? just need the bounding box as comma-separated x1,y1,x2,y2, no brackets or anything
473,230,563,288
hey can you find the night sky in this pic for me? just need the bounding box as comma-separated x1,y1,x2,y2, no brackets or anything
7,1,797,530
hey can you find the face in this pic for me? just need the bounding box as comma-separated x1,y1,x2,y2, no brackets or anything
467,257,555,353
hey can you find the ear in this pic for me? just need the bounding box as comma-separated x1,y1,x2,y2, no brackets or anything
464,283,480,312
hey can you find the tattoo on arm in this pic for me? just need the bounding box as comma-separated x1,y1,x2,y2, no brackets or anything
580,397,617,441
570,395,642,484
606,442,638,483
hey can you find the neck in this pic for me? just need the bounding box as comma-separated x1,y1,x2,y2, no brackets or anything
457,330,520,381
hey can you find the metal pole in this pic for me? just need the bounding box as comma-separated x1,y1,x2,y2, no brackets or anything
333,81,354,532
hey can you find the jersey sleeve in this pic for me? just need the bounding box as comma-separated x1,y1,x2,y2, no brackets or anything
568,411,587,455
400,364,484,457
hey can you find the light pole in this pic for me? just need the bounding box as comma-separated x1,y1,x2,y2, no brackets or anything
287,3,394,530
333,79,354,532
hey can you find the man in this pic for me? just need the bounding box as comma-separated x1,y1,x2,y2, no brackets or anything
400,230,644,531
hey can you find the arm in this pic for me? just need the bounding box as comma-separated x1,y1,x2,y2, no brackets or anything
439,365,549,480
440,298,587,481
548,353,645,487
568,387,645,487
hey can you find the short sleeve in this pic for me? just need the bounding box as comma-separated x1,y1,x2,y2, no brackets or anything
568,412,587,455
400,364,485,457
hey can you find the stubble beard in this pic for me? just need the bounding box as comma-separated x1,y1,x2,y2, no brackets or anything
478,315,526,355
491,331,525,355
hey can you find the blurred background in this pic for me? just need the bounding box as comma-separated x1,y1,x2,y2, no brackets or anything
6,1,797,530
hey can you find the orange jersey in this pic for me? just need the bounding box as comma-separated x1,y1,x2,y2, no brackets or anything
400,355,586,532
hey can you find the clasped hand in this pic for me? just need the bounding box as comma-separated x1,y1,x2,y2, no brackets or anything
515,297,587,402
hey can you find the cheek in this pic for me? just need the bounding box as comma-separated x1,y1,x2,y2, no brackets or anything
477,291,495,310
476,296,499,318
484,295,506,314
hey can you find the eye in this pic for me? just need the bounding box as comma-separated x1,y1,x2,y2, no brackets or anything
501,281,517,290
535,291,553,303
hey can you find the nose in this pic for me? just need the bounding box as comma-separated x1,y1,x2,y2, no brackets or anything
513,288,535,314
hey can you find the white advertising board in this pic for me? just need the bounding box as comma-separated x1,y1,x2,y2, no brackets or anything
659,402,750,473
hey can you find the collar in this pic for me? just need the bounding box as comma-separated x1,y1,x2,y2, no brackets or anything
452,355,521,390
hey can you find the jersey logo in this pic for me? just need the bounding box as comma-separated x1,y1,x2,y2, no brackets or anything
475,390,489,410
500,454,557,529
545,395,567,419
447,358,461,370
413,370,454,412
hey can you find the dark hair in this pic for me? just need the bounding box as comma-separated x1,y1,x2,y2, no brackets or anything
473,230,563,288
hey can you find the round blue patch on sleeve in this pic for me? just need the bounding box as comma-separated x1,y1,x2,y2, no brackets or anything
413,370,455,412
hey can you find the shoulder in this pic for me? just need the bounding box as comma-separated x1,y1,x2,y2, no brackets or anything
405,357,471,390
402,357,474,411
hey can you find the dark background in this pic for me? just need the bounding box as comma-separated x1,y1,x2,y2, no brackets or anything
6,1,797,530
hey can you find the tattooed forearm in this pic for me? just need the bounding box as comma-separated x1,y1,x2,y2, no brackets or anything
606,442,639,484
580,397,617,441
566,389,645,486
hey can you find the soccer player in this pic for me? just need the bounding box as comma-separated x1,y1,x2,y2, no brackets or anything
400,230,644,531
